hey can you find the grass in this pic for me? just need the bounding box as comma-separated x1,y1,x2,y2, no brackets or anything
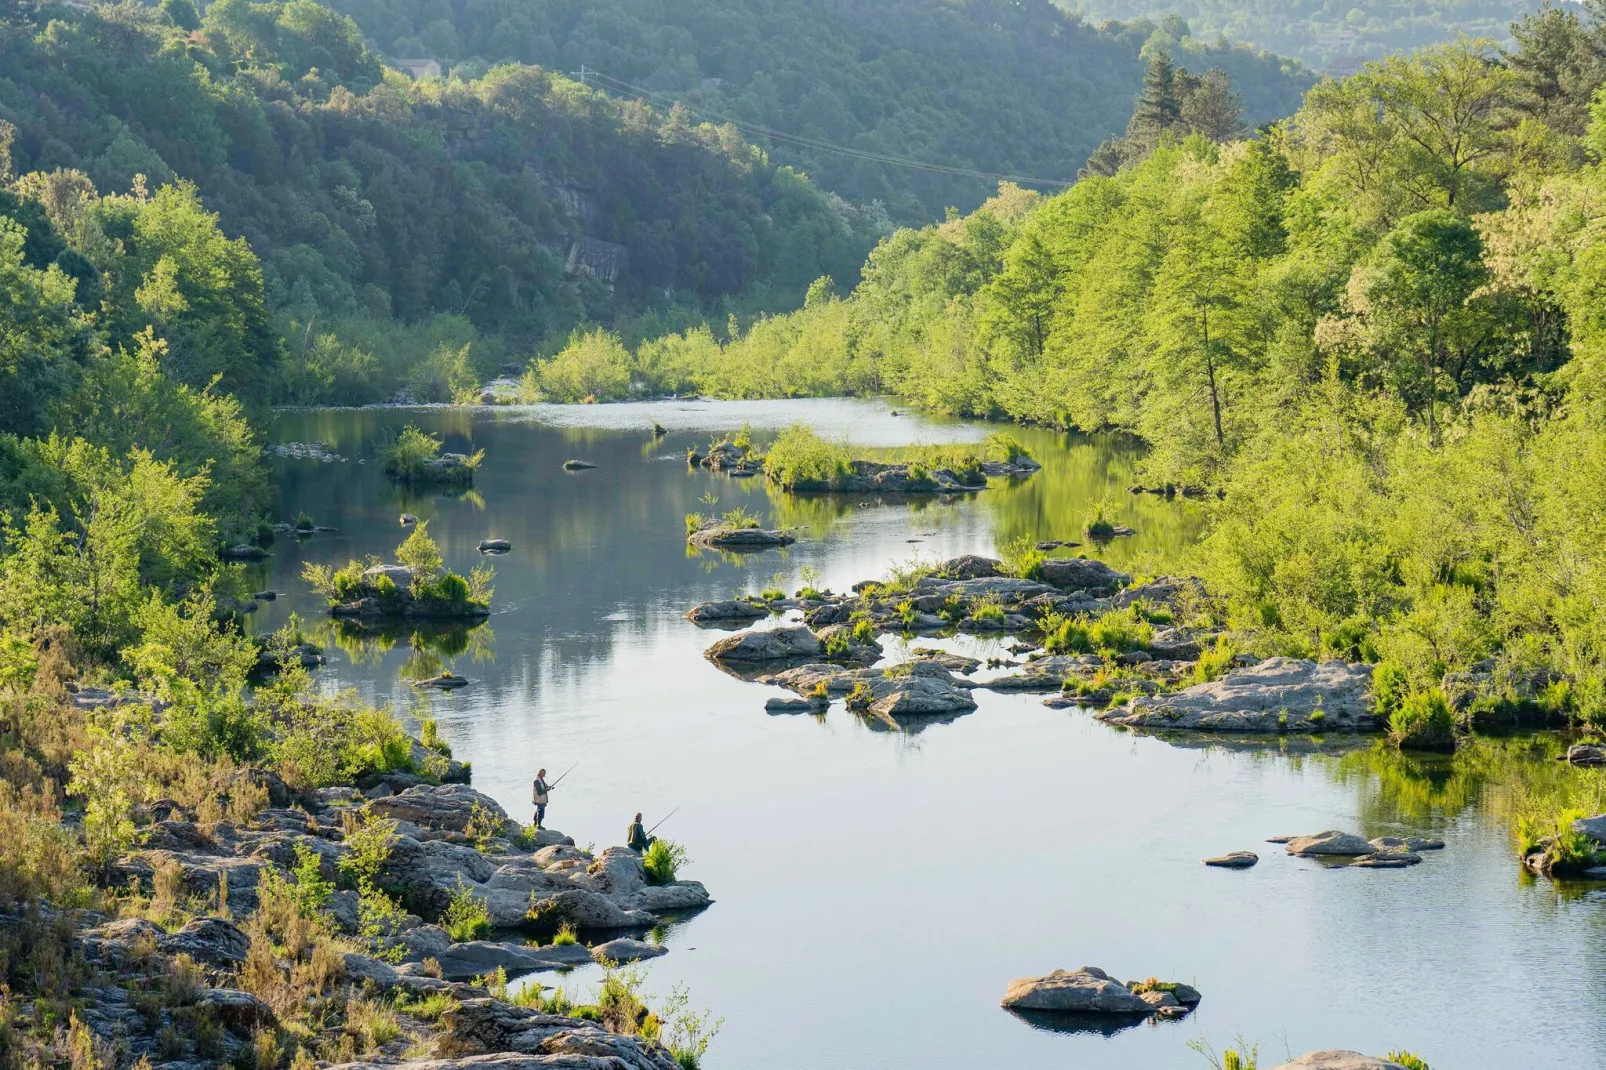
1083,494,1118,537
970,593,1006,622
443,878,492,942
551,924,579,946
1042,607,1152,656
1387,1053,1431,1070
642,838,689,885
1388,689,1457,752
1190,636,1238,685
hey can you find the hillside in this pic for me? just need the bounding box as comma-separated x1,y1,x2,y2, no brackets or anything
0,0,884,402
1065,1,1534,67
319,0,1315,220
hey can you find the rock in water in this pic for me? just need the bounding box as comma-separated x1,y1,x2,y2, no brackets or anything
1567,744,1606,767
1202,851,1259,868
1271,1054,1412,1070
1572,813,1606,844
1368,836,1444,853
477,539,512,553
414,673,470,690
687,527,796,550
400,513,419,525
590,938,668,964
561,459,597,470
1097,657,1375,733
999,967,1151,1014
684,600,768,624
704,625,821,662
1284,831,1376,857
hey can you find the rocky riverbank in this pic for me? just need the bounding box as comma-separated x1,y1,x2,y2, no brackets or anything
12,740,712,1069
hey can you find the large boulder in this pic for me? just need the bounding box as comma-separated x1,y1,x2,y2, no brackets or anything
370,785,507,836
432,941,592,981
1270,1055,1410,1070
1284,831,1376,857
704,624,821,662
197,988,276,1032
591,938,668,964
159,916,250,966
1573,813,1606,844
436,999,681,1068
864,674,978,720
935,555,1001,580
999,967,1151,1014
687,528,795,551
526,888,655,929
1039,558,1130,592
1098,658,1376,733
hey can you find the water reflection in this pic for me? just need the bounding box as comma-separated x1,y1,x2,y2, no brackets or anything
257,399,1606,1070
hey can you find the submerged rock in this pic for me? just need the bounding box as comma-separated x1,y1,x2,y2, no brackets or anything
687,527,796,550
704,625,821,662
561,459,596,470
765,695,829,714
1369,836,1445,853
414,673,470,690
1098,658,1376,733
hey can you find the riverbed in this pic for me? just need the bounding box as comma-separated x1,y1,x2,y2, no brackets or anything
251,398,1605,1070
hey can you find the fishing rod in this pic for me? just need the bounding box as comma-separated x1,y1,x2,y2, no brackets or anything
647,807,679,835
550,763,578,788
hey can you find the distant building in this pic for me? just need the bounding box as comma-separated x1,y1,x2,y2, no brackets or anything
393,58,442,80
1325,55,1371,78
565,237,627,284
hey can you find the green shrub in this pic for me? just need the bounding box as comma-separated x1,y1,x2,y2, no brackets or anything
642,839,689,886
851,618,877,644
378,425,444,480
1042,612,1093,654
1386,1053,1430,1070
294,511,314,532
1191,637,1238,685
551,924,579,946
982,432,1032,463
763,424,853,488
1086,607,1151,655
846,681,874,710
443,878,492,942
999,535,1046,580
1388,689,1456,752
420,718,451,756
720,506,761,530
970,594,1006,621
1373,660,1409,718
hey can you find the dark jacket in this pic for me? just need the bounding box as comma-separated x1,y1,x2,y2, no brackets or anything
627,820,649,852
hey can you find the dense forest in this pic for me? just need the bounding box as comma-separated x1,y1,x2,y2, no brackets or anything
317,0,1314,220
536,2,1606,724
0,0,887,404
1067,1,1535,66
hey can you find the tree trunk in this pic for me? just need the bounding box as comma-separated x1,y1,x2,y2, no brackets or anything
1203,304,1224,446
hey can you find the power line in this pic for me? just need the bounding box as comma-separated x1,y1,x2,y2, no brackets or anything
579,67,1071,189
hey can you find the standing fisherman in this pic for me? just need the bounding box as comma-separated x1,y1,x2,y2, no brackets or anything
532,768,551,829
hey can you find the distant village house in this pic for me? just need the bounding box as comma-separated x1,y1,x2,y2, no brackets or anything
393,57,442,80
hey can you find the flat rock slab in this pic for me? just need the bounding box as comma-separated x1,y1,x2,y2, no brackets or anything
1285,831,1376,857
1271,1054,1411,1070
1202,851,1259,868
1000,967,1150,1014
705,625,820,662
1350,851,1421,868
765,695,828,714
688,527,796,550
1369,836,1444,853
591,938,668,964
1039,558,1130,592
1098,658,1375,733
684,600,768,624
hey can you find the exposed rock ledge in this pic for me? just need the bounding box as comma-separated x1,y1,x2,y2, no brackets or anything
1097,658,1375,733
687,527,796,550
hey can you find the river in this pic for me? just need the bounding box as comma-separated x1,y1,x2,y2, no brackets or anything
251,398,1605,1070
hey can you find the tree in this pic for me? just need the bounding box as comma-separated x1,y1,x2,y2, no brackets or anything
1506,1,1605,136
1359,209,1490,443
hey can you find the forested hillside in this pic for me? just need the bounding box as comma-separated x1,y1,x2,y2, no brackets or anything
534,3,1606,718
318,0,1314,220
1066,1,1535,67
0,0,883,403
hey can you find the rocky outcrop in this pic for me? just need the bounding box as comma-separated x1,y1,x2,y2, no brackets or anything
1270,830,1442,869
591,938,668,964
436,999,681,1068
370,784,507,836
763,660,977,724
704,625,820,662
1098,658,1375,733
431,940,592,981
1038,557,1130,593
935,555,1001,580
687,527,796,550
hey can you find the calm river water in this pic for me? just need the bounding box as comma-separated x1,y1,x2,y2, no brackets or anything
253,399,1604,1070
